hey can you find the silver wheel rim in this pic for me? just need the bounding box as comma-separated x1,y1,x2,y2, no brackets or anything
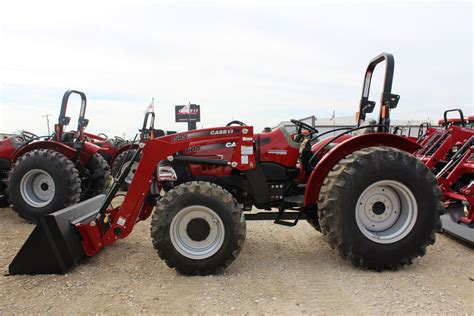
121,161,139,185
20,169,55,207
355,180,417,244
170,205,225,259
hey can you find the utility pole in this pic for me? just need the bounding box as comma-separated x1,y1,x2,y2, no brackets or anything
42,114,52,135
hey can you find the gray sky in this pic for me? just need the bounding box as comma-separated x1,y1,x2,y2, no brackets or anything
1,1,472,137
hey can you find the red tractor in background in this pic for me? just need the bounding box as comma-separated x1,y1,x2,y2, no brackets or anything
109,110,176,190
1,90,110,223
83,132,130,165
9,53,443,276
0,131,40,207
414,109,473,244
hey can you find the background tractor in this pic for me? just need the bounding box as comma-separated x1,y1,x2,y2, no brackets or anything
0,131,40,207
83,132,129,165
109,110,175,190
9,53,443,276
2,90,110,223
414,109,473,244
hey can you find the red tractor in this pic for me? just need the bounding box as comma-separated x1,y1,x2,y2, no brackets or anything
413,109,473,244
109,110,176,191
83,132,130,165
1,90,110,223
0,131,39,207
9,53,443,276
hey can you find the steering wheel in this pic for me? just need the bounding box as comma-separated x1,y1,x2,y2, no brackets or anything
98,133,109,140
115,136,126,143
226,120,247,126
290,119,319,140
21,131,38,142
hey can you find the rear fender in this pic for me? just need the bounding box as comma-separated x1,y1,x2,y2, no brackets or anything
303,133,421,206
11,141,77,162
80,141,101,163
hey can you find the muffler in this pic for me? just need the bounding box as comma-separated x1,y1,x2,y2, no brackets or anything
9,194,106,275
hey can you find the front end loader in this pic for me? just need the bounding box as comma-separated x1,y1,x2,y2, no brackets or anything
414,109,474,244
8,53,443,275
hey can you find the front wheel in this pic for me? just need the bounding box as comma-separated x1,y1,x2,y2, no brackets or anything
150,181,246,275
318,147,443,270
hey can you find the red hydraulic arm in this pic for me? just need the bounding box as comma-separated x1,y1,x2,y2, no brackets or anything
76,126,255,256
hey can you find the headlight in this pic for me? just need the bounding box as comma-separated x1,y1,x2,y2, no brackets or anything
158,164,177,181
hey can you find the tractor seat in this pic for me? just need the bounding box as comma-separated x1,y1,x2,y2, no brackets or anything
437,119,447,126
447,118,464,126
61,132,76,143
354,119,377,135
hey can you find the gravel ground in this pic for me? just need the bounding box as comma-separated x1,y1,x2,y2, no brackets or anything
0,205,473,315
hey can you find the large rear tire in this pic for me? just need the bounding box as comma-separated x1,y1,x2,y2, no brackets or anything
111,150,140,191
0,180,8,207
151,181,246,275
317,147,443,270
82,153,111,200
7,149,82,223
0,193,8,208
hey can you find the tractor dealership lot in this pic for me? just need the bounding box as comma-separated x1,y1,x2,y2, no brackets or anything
0,207,472,315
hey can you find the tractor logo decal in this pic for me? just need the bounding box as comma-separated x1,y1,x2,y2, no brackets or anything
185,145,201,154
171,134,188,142
225,142,237,148
209,129,236,136
268,149,287,155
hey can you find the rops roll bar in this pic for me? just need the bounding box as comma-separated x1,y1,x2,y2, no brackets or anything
58,90,88,136
357,53,400,132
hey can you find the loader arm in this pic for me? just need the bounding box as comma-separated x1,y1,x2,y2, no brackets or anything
8,125,257,275
80,126,256,253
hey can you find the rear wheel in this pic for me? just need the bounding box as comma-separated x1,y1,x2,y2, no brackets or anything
0,180,8,207
8,149,82,223
82,153,111,200
111,150,140,191
151,181,246,275
0,192,8,208
317,147,443,270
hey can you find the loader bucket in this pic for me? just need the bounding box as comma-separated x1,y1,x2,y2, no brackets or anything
440,205,474,245
9,194,106,275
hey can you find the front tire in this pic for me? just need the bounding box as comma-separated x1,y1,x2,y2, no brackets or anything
8,149,82,223
151,181,246,275
318,147,443,270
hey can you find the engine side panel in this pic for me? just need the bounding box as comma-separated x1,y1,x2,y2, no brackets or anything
257,126,300,168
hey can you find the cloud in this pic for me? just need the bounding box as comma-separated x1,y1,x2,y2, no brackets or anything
0,1,472,136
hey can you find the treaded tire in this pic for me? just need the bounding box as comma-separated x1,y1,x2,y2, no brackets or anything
0,194,8,208
0,181,8,207
111,150,140,191
307,214,322,232
82,153,111,200
151,181,246,275
7,149,82,223
317,147,443,271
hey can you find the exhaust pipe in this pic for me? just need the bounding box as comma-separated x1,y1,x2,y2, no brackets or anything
9,195,106,275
